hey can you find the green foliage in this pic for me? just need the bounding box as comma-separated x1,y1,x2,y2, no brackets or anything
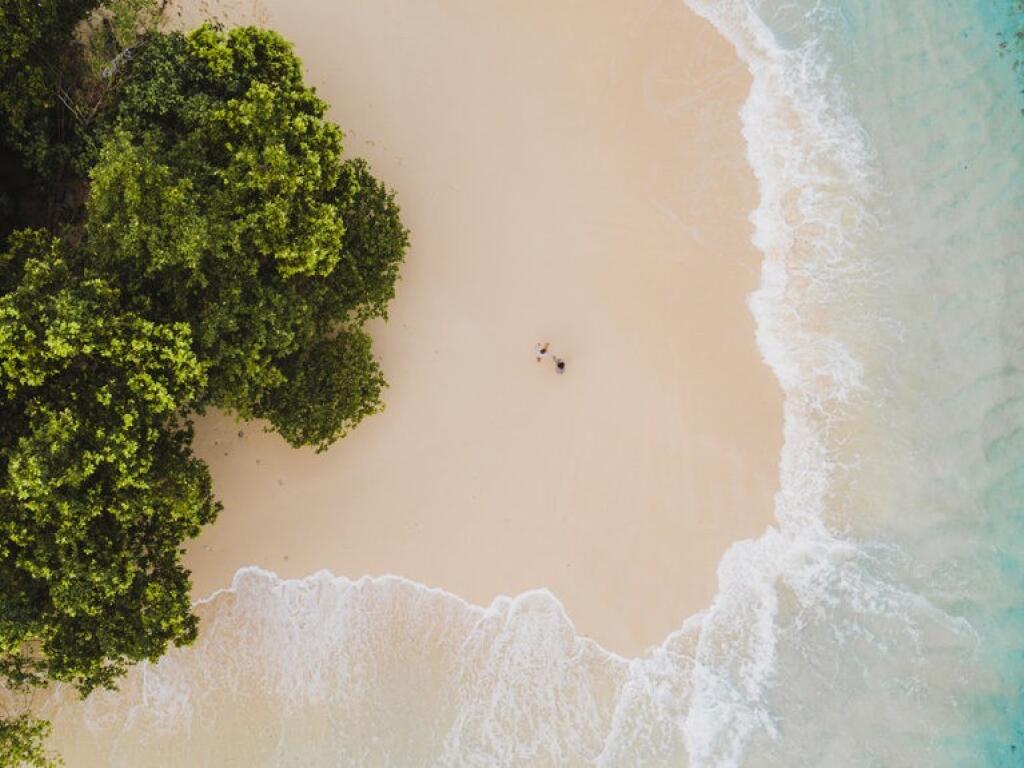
0,0,101,173
255,330,385,452
84,0,165,65
0,15,407,766
65,0,167,150
330,158,411,323
0,231,218,695
0,0,167,248
0,713,58,768
87,24,407,446
87,25,347,418
98,24,345,278
0,0,101,246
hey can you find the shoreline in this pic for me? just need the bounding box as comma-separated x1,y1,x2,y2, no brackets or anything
194,565,636,659
178,0,783,657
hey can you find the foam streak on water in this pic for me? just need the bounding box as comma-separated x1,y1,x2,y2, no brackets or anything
39,0,1024,765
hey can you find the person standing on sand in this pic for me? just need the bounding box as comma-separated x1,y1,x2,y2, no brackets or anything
554,357,566,375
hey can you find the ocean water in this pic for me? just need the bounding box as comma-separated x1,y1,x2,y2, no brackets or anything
36,0,1024,765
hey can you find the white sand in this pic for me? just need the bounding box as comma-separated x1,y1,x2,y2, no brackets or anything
179,0,781,657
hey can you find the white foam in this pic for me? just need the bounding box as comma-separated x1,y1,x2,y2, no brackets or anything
666,0,886,762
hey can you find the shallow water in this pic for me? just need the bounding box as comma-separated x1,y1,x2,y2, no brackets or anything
38,0,1024,765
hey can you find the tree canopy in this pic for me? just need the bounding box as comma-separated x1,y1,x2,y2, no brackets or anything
1,230,216,693
0,0,102,252
0,9,407,765
0,0,101,172
0,713,54,768
86,24,408,446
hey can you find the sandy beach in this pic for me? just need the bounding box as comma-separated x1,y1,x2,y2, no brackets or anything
177,0,781,657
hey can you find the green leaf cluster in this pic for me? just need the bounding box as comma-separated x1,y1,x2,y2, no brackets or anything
0,0,101,174
0,231,218,695
0,0,103,246
0,713,57,768
0,13,407,765
86,25,408,448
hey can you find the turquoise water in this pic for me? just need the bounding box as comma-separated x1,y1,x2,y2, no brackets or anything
710,0,1024,763
692,0,1024,763
37,0,1024,765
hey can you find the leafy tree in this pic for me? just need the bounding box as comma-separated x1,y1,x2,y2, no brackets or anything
0,15,407,766
0,230,218,695
0,0,102,244
327,158,410,324
249,159,408,450
0,0,101,173
0,0,166,246
254,330,385,452
0,713,57,768
86,24,407,448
